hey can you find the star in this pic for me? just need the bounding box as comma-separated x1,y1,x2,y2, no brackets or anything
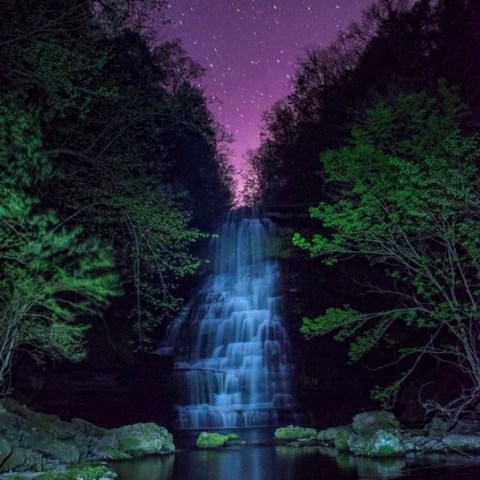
163,0,373,187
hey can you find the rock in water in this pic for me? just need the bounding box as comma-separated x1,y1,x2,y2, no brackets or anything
316,426,351,448
442,434,480,452
195,432,229,448
0,398,175,473
352,411,400,435
274,425,317,441
95,423,175,459
348,430,406,457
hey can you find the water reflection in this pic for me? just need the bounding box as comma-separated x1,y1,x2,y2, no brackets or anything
111,454,174,480
176,448,280,480
334,452,405,479
110,445,480,480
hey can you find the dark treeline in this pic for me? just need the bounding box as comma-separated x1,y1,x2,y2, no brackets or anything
246,0,480,206
0,0,233,387
247,0,480,424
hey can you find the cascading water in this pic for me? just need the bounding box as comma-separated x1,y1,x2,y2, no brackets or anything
158,208,295,429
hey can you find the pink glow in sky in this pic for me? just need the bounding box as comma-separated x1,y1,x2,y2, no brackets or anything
162,1,374,180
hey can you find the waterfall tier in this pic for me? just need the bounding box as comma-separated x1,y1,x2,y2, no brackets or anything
158,208,295,429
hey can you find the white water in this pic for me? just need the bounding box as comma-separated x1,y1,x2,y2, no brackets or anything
158,208,295,429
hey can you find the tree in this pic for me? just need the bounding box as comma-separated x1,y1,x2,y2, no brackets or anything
0,98,119,391
1,0,234,353
293,85,480,422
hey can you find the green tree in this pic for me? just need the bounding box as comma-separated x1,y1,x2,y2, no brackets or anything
1,0,233,358
0,98,119,392
293,85,480,421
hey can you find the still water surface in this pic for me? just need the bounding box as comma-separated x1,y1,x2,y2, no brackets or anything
110,429,480,480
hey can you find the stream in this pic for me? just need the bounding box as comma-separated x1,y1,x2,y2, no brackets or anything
110,428,480,480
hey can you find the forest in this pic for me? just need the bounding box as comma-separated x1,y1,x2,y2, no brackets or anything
0,0,234,392
1,0,480,448
246,0,480,427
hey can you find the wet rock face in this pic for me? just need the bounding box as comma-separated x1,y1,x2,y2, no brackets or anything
348,430,406,457
95,422,175,458
282,410,480,457
352,411,400,436
0,398,175,474
442,434,480,452
316,426,351,447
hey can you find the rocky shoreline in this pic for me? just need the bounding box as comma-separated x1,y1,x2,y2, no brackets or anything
0,398,174,478
2,401,480,479
274,411,480,457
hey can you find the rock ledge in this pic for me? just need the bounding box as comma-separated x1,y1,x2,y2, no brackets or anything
274,411,480,457
0,398,174,474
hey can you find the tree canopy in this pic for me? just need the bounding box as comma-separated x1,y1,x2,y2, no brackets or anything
245,0,480,420
0,97,120,390
294,85,480,419
246,0,480,207
0,0,233,386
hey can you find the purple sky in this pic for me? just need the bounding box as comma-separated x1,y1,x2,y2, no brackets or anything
162,0,374,185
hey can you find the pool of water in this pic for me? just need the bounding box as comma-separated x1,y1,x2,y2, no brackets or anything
110,429,480,480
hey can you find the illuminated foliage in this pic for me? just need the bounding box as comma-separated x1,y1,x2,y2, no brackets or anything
0,98,119,391
294,85,480,416
0,0,233,356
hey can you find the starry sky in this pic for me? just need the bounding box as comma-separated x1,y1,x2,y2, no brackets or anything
162,0,374,185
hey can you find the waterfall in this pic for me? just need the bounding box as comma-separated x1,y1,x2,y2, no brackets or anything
159,208,295,429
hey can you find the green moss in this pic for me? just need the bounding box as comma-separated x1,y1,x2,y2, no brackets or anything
118,436,142,451
377,445,397,456
334,429,350,451
196,432,229,448
274,425,317,441
36,463,113,479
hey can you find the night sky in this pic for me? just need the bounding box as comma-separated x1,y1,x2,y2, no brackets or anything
163,0,374,182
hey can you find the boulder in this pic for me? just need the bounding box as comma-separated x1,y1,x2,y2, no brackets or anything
316,426,352,450
274,425,317,442
352,411,400,436
348,430,405,457
196,432,229,448
334,428,351,451
0,438,12,467
442,434,480,452
95,422,175,459
27,432,80,463
0,398,175,473
225,433,243,445
0,447,44,473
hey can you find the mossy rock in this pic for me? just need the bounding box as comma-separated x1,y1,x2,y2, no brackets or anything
348,430,405,457
0,446,44,473
35,463,117,479
225,433,242,445
274,425,317,442
95,422,174,459
195,432,229,448
0,438,12,467
317,426,351,448
352,411,400,436
333,428,351,451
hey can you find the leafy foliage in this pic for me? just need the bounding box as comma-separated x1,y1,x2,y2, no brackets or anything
250,0,480,206
0,98,119,390
0,0,233,370
295,86,480,416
